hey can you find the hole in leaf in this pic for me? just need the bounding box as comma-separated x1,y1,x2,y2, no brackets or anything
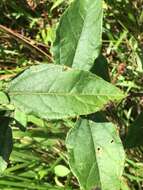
97,147,100,151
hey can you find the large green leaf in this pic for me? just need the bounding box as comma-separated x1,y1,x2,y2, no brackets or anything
66,119,125,190
8,64,125,120
53,0,103,70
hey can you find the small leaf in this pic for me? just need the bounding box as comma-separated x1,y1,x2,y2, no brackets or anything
0,157,7,173
53,0,103,70
54,165,70,177
28,115,45,127
66,119,125,190
51,0,65,11
0,91,9,105
8,64,125,120
14,109,27,128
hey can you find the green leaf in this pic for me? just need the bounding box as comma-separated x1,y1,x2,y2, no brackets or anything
53,0,103,70
14,109,27,128
54,165,70,177
8,64,125,120
66,119,125,190
28,115,45,127
51,0,65,11
0,91,9,105
0,157,7,173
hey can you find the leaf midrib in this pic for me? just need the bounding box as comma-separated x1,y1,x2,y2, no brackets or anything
9,91,124,98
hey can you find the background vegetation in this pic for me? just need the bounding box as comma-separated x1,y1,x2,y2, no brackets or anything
0,0,143,189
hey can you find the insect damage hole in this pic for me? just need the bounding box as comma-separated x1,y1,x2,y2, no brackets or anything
97,147,102,155
97,147,101,151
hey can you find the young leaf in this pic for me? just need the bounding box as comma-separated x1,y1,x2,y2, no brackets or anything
0,91,9,105
66,119,125,190
51,0,65,11
54,165,70,177
0,157,7,173
8,64,125,120
53,0,103,70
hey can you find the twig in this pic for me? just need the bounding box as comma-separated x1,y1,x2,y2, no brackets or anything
0,24,53,62
0,74,16,80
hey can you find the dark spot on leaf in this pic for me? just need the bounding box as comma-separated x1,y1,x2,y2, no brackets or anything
97,147,100,151
111,140,114,143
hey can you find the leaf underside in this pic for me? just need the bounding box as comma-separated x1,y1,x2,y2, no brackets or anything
8,64,125,120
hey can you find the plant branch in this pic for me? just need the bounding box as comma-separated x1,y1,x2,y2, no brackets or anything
0,24,53,62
